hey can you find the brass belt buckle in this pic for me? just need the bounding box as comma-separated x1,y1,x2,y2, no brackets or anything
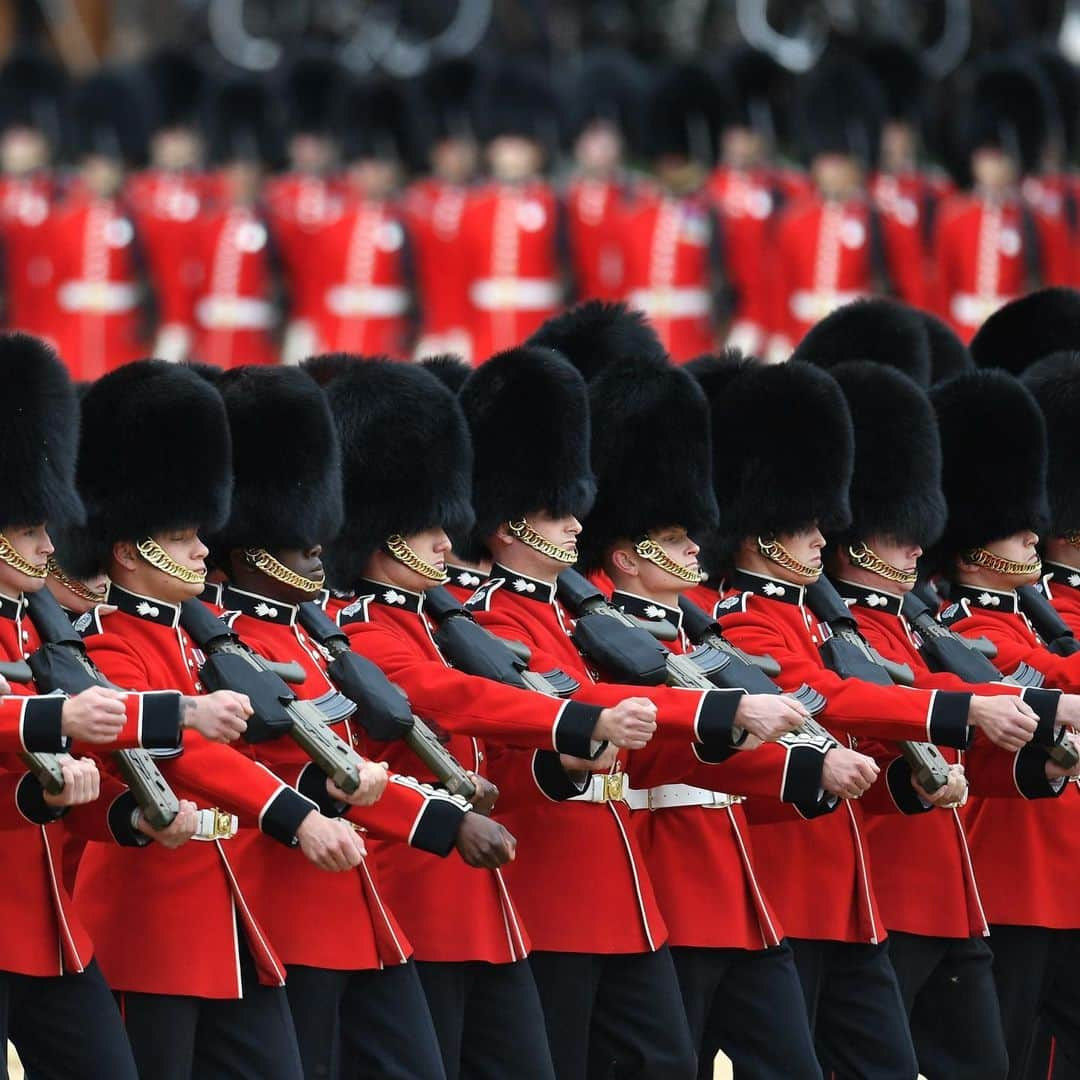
208,807,236,840
603,772,626,802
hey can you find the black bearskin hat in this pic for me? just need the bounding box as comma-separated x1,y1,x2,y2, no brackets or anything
579,355,718,571
565,48,647,151
931,370,1049,566
1030,46,1079,159
69,70,149,166
0,334,84,531
860,38,927,124
831,362,946,550
420,354,472,395
213,366,343,556
528,301,668,382
0,49,66,143
791,298,932,387
969,288,1080,374
283,53,342,138
797,53,884,165
720,46,791,139
920,312,973,384
413,58,478,152
458,347,596,561
473,57,559,148
302,352,361,388
1022,352,1080,537
709,361,853,547
340,76,412,165
144,48,205,133
69,360,232,578
205,76,281,166
324,361,473,588
645,64,721,162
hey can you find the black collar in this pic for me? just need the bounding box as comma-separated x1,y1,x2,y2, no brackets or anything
612,590,683,632
0,591,24,622
108,583,181,627
221,585,297,626
948,582,1019,614
1045,563,1080,591
833,579,904,616
730,569,806,607
199,581,223,606
353,579,424,614
446,563,488,591
490,565,556,605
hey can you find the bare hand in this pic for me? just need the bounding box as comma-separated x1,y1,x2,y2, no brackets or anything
61,686,128,744
734,694,809,743
594,698,657,750
296,812,366,871
1054,695,1080,728
0,675,10,695
327,760,389,807
42,754,101,807
183,691,251,743
455,813,516,868
914,763,967,808
137,799,200,848
466,774,499,815
970,696,1038,752
820,746,879,799
560,743,620,775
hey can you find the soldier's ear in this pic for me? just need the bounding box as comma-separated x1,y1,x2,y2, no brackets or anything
111,540,140,572
491,524,514,549
608,544,638,577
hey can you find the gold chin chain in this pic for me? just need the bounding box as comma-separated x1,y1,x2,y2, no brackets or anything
136,538,207,585
0,533,47,579
757,536,823,580
848,543,917,586
385,534,449,583
507,519,578,565
45,558,107,603
634,537,702,584
244,549,324,595
1065,531,1080,549
964,547,1042,578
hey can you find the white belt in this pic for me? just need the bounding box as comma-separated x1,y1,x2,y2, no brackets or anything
325,284,410,317
191,808,239,841
469,277,561,311
950,292,1013,329
624,784,743,812
628,286,711,318
196,296,277,330
790,289,865,323
568,772,627,804
58,280,139,313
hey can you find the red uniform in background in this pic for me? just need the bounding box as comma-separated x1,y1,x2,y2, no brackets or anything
869,171,940,310
565,176,628,303
0,172,58,337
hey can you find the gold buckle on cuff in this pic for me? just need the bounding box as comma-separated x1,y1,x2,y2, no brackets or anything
602,772,626,802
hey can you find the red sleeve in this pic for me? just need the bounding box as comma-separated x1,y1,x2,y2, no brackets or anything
950,611,1080,692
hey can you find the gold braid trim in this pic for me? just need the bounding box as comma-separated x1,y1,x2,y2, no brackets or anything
507,519,577,565
45,558,107,603
963,547,1042,578
385,534,449,582
634,537,702,584
244,549,324,595
848,543,918,585
757,536,822,580
136,539,207,585
0,533,47,579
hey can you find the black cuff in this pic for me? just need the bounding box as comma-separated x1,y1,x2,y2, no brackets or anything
139,691,183,751
532,750,589,801
21,696,67,752
931,691,973,749
1021,688,1062,747
260,787,318,847
294,762,347,818
694,689,746,747
553,700,604,758
783,742,834,819
1014,745,1066,800
410,797,468,856
692,740,739,765
16,772,65,825
885,757,934,815
106,790,152,847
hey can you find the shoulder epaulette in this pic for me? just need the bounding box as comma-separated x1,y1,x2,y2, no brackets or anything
336,594,373,627
464,577,503,613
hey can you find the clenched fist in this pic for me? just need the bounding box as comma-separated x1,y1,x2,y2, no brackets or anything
594,698,657,750
455,813,516,868
327,760,389,808
182,691,251,743
734,694,809,743
914,763,967,809
820,746,879,800
297,812,366,872
62,686,127,744
969,696,1038,752
138,799,201,849
43,754,101,807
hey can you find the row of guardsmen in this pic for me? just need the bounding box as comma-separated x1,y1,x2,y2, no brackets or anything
3,284,1080,1080
0,39,1078,378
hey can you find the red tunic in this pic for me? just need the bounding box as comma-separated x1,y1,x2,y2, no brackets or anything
0,173,59,337
1021,175,1077,289
869,171,935,310
618,186,716,362
460,181,562,364
565,176,628,303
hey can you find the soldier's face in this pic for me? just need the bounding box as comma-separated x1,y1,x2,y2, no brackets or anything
959,529,1041,588
135,529,208,603
721,127,764,170
289,133,334,175
487,136,544,183
971,148,1016,191
619,527,699,599
838,536,922,594
1,128,48,176
46,571,108,614
367,527,451,593
574,123,622,176
151,129,202,172
431,138,478,184
266,546,326,604
0,524,52,596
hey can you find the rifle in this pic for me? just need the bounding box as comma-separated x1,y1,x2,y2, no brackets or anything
23,589,181,826
901,591,1078,769
1017,585,1080,657
296,601,476,800
0,657,66,795
804,577,950,793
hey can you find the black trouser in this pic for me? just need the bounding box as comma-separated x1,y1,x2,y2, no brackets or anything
286,960,446,1080
6,959,137,1080
528,946,697,1080
887,931,1008,1080
789,937,919,1080
988,924,1080,1080
670,942,822,1080
415,958,556,1080
115,936,303,1080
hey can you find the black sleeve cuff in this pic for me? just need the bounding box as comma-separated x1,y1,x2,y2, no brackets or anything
783,741,836,819
21,696,67,752
260,786,318,847
410,797,468,856
1014,745,1066,800
139,691,183,751
106,790,152,847
1021,687,1062,747
885,756,935,815
693,689,746,747
294,762,347,818
930,691,974,749
16,772,65,825
553,700,604,758
532,750,589,801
